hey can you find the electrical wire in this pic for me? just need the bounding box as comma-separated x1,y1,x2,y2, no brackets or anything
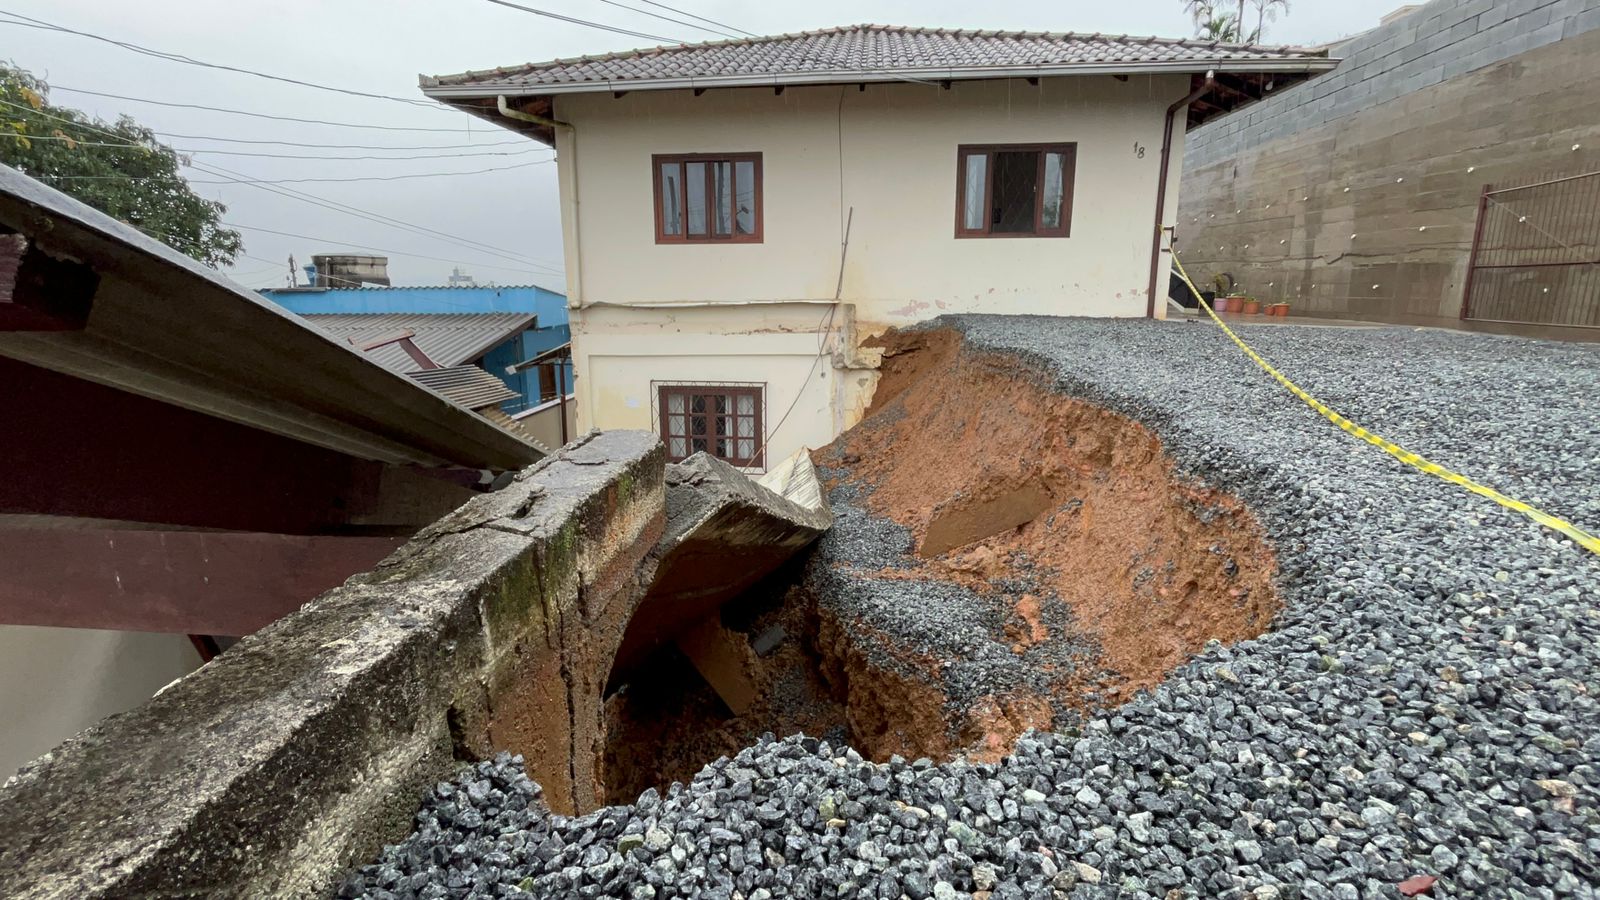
221,221,563,278
629,0,757,37
0,11,453,110
40,160,551,185
586,0,737,38
184,160,552,184
478,0,688,43
147,133,528,150
3,133,553,160
46,85,495,133
4,99,567,274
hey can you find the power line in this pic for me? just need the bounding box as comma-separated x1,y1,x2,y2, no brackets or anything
629,0,757,37
47,85,497,133
221,221,563,278
38,159,551,185
4,99,567,274
479,0,688,43
187,160,552,183
586,0,738,38
0,10,451,110
4,133,553,160
150,133,529,150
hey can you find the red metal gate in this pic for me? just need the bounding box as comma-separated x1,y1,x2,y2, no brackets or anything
1461,171,1600,328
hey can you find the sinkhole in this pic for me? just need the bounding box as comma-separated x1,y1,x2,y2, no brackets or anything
594,328,1280,804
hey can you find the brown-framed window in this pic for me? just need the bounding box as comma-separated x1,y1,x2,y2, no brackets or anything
653,153,763,244
955,143,1076,238
656,383,764,467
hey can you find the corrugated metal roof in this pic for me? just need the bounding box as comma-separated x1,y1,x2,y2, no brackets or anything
408,365,521,410
301,312,533,374
422,24,1333,95
267,284,553,293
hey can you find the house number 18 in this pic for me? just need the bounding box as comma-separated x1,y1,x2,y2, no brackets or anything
1134,142,1146,159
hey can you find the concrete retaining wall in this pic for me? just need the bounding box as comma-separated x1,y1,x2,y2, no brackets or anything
1178,0,1600,332
0,432,666,899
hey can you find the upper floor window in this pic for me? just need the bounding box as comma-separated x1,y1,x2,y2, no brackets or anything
653,153,763,244
955,143,1076,238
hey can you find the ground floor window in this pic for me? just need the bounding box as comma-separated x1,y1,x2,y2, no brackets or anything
656,383,763,468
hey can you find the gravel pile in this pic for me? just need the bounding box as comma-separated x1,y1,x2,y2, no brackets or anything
344,317,1600,899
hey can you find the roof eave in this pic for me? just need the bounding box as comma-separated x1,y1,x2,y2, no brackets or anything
420,56,1338,100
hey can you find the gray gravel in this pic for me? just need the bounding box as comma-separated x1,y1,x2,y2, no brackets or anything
343,317,1600,899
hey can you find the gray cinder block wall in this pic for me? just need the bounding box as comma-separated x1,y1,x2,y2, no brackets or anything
1177,0,1600,334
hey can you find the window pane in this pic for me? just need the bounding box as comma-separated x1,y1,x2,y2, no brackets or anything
712,162,733,236
692,437,707,453
690,416,706,436
685,162,707,235
736,394,754,415
669,437,687,457
962,153,987,230
690,394,705,413
659,163,682,235
667,413,685,437
1041,152,1065,230
737,438,754,460
735,160,756,235
991,151,1039,233
667,393,685,414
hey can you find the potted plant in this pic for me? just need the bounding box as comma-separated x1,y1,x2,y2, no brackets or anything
1238,295,1261,315
1269,302,1290,317
1212,294,1231,313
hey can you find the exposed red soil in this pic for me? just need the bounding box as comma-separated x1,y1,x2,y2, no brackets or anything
815,327,1280,757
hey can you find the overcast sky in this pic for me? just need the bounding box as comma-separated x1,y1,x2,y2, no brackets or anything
6,0,1402,290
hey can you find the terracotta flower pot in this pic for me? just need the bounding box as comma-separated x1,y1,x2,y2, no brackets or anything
1242,299,1262,315
1270,303,1290,317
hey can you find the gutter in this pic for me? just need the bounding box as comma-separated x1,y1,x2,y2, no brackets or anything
1146,71,1215,319
421,57,1336,99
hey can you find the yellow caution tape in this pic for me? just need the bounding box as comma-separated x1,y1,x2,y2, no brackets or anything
1169,249,1600,557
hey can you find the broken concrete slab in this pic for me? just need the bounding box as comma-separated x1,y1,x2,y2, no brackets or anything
0,431,664,900
610,451,832,681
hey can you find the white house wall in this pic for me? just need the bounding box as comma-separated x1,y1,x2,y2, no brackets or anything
555,74,1196,463
556,74,1191,322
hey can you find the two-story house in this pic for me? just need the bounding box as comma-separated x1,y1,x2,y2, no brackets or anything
422,25,1333,470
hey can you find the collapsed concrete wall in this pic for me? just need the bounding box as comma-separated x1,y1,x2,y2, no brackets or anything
0,432,829,899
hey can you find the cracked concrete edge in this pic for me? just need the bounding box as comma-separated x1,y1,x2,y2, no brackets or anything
0,430,665,900
662,451,833,554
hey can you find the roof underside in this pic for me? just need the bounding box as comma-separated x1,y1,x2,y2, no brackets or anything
421,24,1335,138
303,312,533,374
0,165,539,471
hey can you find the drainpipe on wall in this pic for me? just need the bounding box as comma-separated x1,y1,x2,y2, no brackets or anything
1146,70,1216,318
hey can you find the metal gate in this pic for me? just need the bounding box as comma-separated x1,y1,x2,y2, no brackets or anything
1461,171,1600,328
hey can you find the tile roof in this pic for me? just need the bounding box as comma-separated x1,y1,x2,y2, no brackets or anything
301,312,533,374
423,24,1332,95
408,365,522,411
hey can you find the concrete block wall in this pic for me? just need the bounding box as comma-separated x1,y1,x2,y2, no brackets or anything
1188,0,1600,165
1178,0,1600,333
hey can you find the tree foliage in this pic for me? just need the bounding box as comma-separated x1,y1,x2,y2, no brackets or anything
1183,0,1291,43
0,63,241,267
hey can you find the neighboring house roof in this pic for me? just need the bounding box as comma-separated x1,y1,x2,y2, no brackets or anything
302,312,534,374
0,164,539,471
421,24,1335,98
409,365,521,411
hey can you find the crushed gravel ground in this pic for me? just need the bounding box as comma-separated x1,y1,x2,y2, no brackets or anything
343,317,1600,899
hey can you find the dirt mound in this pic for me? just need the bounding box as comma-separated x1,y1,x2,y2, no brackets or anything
812,326,1280,757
